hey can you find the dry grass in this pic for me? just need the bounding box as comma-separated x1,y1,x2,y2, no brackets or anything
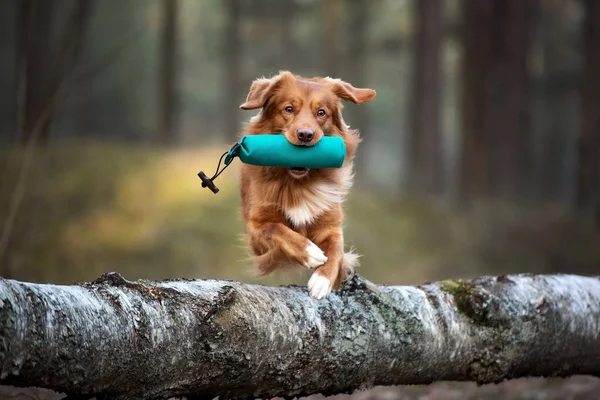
1,140,599,286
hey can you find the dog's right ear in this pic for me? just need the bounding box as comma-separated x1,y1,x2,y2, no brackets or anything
240,71,293,110
328,80,377,105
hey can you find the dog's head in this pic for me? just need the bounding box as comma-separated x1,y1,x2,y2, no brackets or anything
240,71,376,179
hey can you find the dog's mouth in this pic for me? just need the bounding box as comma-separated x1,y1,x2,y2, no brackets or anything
288,167,310,178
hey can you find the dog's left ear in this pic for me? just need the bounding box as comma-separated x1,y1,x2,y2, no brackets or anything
329,79,377,104
240,71,294,110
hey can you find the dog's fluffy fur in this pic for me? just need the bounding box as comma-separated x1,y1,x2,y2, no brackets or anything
237,71,376,300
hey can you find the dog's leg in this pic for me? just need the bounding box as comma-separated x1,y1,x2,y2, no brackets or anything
307,233,345,300
246,211,328,274
306,208,347,300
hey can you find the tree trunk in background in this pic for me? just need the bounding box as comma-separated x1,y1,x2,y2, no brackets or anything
460,0,493,202
410,0,443,197
0,1,17,141
322,0,341,77
158,0,178,146
2,272,600,399
532,1,574,205
17,0,92,144
346,0,370,181
460,0,533,203
224,0,241,141
18,0,55,144
578,0,600,226
487,0,533,201
14,0,28,144
278,0,296,71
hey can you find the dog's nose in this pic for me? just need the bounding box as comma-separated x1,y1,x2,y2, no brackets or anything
296,128,315,143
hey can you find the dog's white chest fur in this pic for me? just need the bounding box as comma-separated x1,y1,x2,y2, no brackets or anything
286,205,316,227
284,168,352,227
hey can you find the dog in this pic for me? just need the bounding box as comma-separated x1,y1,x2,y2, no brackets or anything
237,71,376,300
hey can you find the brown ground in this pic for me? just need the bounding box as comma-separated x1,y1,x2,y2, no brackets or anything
2,376,600,400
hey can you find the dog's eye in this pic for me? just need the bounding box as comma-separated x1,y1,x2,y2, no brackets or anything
284,106,294,114
317,109,326,117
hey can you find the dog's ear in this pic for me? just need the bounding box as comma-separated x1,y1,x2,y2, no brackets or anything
329,79,377,104
239,78,275,110
240,71,294,110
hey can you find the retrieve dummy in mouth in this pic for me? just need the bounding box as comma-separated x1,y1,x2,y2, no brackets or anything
197,134,346,194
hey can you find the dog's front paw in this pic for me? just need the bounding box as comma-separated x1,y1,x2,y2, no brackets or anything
302,240,328,269
307,271,332,300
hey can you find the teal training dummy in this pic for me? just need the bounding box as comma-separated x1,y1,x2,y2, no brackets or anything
198,134,346,193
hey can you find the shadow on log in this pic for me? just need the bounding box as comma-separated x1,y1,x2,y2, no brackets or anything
0,272,599,399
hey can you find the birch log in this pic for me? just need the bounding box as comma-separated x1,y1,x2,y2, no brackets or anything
0,272,599,400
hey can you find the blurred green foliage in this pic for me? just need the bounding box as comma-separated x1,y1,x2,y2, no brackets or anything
2,142,599,286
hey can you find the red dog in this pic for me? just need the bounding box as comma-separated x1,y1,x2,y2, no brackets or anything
238,71,376,299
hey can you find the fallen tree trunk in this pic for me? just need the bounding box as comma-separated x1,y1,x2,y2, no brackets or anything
0,272,599,400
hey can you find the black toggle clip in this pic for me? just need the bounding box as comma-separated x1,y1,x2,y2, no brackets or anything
198,170,219,194
197,143,241,194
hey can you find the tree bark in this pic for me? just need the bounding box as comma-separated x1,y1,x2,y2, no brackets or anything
410,0,443,197
158,0,179,146
1,272,600,400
